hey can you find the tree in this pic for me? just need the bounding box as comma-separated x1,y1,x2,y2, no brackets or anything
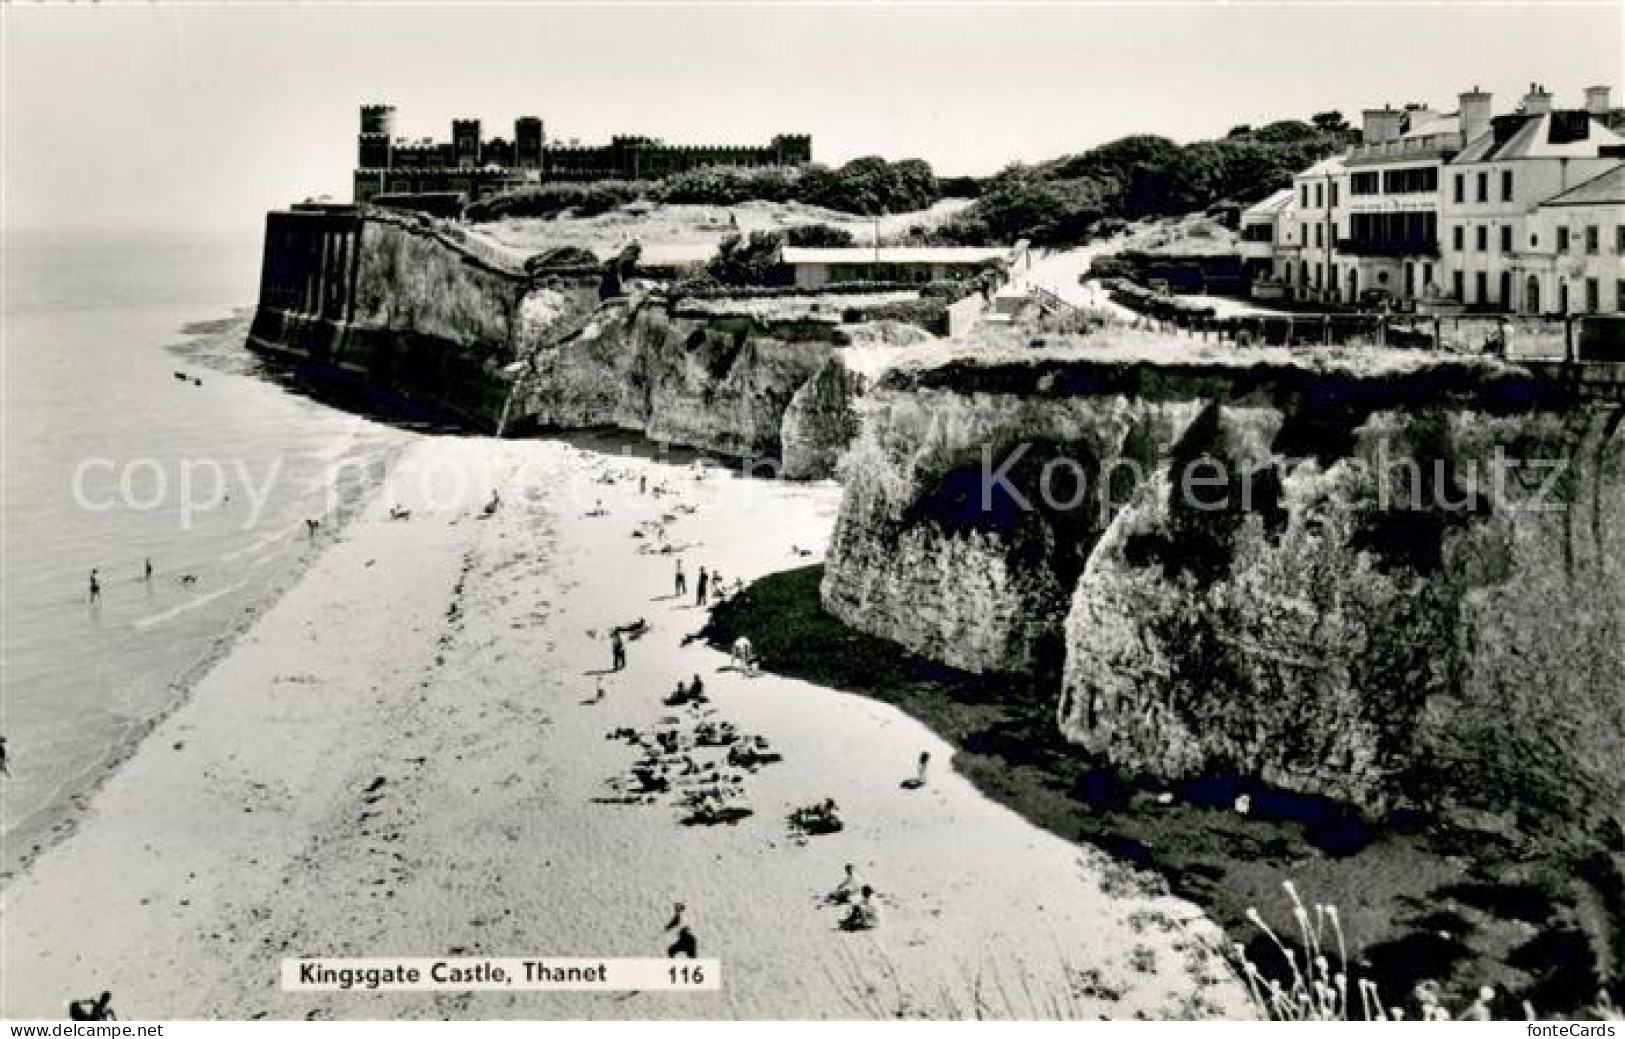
1311,111,1351,136
707,232,784,286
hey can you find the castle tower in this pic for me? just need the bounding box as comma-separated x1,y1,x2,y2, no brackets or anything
452,119,482,168
515,117,544,168
772,133,813,165
358,104,396,168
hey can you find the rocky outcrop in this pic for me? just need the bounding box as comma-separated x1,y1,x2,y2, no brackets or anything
509,302,840,462
251,208,886,466
821,344,1625,835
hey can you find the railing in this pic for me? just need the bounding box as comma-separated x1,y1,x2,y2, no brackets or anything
1107,285,1625,365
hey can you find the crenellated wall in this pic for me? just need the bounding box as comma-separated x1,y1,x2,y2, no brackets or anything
821,345,1625,836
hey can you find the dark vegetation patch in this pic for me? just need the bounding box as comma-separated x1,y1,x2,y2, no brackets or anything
1121,401,1286,585
702,564,1621,1016
891,358,1567,417
903,437,1102,588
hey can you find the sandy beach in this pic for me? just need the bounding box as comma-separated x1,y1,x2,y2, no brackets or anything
1,435,1248,1020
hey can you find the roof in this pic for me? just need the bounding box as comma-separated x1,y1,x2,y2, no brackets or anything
1294,155,1347,179
1453,110,1625,163
1402,110,1459,140
781,246,1008,265
1539,162,1625,208
613,243,717,267
1241,189,1294,219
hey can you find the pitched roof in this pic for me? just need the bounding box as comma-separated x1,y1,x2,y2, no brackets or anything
1454,111,1625,163
1294,155,1347,179
1242,189,1294,218
1539,162,1625,207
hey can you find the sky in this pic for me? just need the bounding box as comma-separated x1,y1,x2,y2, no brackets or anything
3,2,1621,235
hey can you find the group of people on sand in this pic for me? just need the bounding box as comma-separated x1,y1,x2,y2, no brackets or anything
85,557,172,605
674,559,741,608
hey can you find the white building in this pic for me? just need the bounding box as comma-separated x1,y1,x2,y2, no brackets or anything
1523,163,1625,315
1265,83,1624,315
780,245,1015,289
1439,85,1624,314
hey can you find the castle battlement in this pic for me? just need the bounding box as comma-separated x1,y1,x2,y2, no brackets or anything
353,104,812,205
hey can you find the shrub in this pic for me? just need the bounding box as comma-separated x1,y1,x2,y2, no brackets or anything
784,223,856,248
707,231,786,287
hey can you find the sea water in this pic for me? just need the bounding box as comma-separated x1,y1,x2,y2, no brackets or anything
1,228,409,876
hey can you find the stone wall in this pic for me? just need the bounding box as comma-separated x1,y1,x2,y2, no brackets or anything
253,208,901,468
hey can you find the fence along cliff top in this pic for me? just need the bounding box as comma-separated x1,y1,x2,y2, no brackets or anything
354,104,812,204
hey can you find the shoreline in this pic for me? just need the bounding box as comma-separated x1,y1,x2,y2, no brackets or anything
0,434,1249,1020
701,566,1623,1018
1,314,411,886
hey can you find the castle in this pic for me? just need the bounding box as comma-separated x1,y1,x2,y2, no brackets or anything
353,105,812,205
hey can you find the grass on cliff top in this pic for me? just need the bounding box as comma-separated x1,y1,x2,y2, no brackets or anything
701,564,1619,1017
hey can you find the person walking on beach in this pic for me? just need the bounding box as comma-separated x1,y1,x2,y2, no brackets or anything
88,569,101,604
1,735,10,778
675,559,687,597
903,751,930,790
610,629,626,672
143,558,153,582
665,903,698,958
695,567,709,607
68,991,116,1021
305,518,320,541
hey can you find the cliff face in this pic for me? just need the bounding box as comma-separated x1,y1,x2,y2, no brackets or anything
822,347,1625,833
251,209,873,468
509,303,841,462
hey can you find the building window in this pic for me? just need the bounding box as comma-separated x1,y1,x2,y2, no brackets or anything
1476,226,1488,252
1301,185,1310,207
1500,225,1512,253
1586,226,1599,254
1500,270,1511,305
1617,226,1624,253
1315,224,1323,248
1476,172,1488,202
1352,172,1379,195
1617,280,1625,311
1558,227,1570,251
1330,183,1339,207
1475,271,1488,304
1314,183,1324,208
1453,270,1465,301
1422,263,1433,290
1453,173,1465,203
1383,167,1439,194
1586,278,1600,313
1453,225,1465,250
1501,170,1514,201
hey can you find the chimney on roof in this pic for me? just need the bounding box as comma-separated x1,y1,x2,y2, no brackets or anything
1585,85,1612,116
1362,105,1404,144
1459,86,1493,145
1522,83,1553,116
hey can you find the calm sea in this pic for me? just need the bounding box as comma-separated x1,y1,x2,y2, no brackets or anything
1,228,408,876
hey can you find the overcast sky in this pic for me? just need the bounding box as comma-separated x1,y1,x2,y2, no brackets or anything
4,3,1620,235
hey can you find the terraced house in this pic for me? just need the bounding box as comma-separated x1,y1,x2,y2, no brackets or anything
1268,84,1625,315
